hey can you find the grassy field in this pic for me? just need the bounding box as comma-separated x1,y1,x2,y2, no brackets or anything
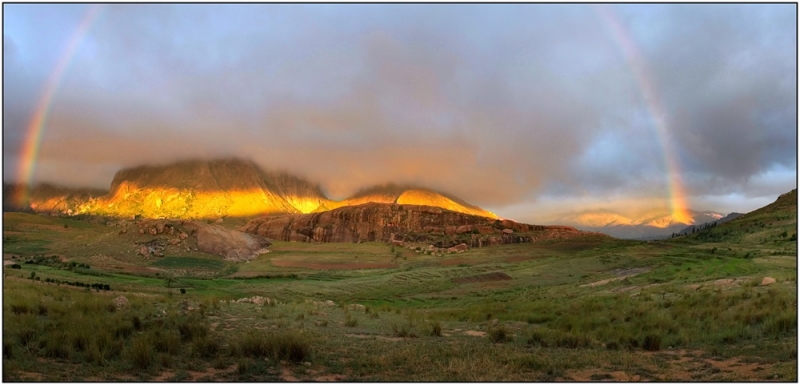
2,193,797,381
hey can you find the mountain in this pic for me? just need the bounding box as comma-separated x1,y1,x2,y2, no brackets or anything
555,209,727,240
3,183,107,214
9,158,497,221
682,189,797,245
77,158,331,218
326,183,498,219
242,202,604,246
675,212,745,236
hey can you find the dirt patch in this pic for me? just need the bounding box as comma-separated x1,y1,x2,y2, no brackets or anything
15,371,44,381
453,271,512,284
463,330,486,337
346,333,403,342
566,369,640,381
581,268,650,287
313,374,349,381
281,368,300,381
271,260,398,270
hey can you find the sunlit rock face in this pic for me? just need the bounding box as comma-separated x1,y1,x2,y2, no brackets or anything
9,159,499,221
3,183,107,214
76,158,330,219
242,202,605,246
324,184,498,219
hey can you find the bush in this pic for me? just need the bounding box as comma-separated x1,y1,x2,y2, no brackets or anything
153,330,181,355
391,322,415,338
192,337,221,359
488,325,509,343
235,330,311,363
526,330,549,347
642,334,661,351
178,319,208,342
430,321,442,337
129,335,154,369
345,317,358,327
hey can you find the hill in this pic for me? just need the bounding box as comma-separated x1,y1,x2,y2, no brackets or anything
679,189,797,247
243,202,603,247
326,183,498,219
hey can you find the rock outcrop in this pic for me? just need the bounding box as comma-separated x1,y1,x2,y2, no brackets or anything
242,202,605,249
184,221,272,262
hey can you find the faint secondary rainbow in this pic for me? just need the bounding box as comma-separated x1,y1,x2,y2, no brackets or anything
594,5,693,224
14,4,104,207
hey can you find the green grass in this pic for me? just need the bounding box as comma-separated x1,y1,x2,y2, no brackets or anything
2,194,797,381
152,257,226,270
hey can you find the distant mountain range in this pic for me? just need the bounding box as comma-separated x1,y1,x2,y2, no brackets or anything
3,158,497,220
552,209,736,240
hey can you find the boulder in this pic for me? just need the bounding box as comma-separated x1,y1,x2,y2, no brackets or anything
447,243,468,253
195,223,272,262
502,229,513,234
761,277,776,286
179,232,188,240
113,296,129,309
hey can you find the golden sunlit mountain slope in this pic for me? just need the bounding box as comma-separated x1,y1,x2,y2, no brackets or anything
325,183,498,219
2,183,108,214
8,159,498,220
75,158,331,218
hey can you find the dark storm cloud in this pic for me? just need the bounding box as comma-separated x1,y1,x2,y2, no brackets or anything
3,4,795,218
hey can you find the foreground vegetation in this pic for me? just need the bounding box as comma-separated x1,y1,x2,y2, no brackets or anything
2,192,797,381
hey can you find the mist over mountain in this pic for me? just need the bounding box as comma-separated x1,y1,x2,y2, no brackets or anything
554,209,731,240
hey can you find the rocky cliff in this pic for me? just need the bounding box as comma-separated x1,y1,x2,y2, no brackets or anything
242,202,606,248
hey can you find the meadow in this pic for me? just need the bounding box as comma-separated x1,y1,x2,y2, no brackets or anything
2,199,797,381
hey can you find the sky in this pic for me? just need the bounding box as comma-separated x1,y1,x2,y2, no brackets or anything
3,4,797,223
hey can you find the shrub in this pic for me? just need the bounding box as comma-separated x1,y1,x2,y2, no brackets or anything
178,319,208,342
345,317,358,327
153,330,181,355
642,334,661,351
526,330,549,347
236,330,311,363
488,325,509,343
192,337,221,359
430,321,442,337
391,322,416,338
180,288,186,294
129,335,154,369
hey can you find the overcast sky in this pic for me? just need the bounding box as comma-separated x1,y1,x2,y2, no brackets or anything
3,4,796,222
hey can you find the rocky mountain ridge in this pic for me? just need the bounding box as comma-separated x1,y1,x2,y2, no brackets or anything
242,202,606,248
6,158,498,220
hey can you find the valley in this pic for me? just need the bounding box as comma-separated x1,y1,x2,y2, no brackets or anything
2,189,796,381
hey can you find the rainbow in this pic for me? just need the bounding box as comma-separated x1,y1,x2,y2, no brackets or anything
594,5,693,224
14,4,104,207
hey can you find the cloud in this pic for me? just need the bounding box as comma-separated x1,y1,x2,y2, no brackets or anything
3,4,795,220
